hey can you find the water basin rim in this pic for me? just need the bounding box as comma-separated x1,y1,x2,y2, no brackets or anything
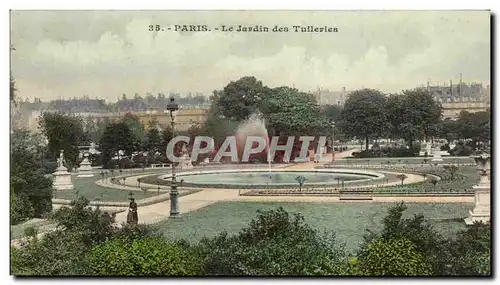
158,168,387,186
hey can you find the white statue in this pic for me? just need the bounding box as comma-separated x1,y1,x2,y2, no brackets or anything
57,150,65,168
53,149,74,190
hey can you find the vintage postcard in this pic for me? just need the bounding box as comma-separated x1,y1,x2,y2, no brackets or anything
10,10,491,277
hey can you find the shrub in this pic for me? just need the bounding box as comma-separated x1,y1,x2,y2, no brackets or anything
118,157,134,169
88,153,102,166
351,146,418,158
10,191,35,225
357,237,432,276
445,222,491,276
450,142,474,156
196,207,349,276
360,202,451,275
87,236,201,276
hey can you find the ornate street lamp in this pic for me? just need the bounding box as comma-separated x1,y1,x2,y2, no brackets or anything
331,121,336,162
166,97,180,217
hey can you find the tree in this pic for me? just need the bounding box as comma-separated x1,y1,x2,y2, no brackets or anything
11,129,53,223
84,116,109,143
428,177,438,192
216,76,271,121
396,174,408,185
196,207,348,276
198,115,239,148
436,118,459,143
386,90,442,147
295,175,307,192
144,128,162,155
456,111,490,147
401,89,442,145
38,112,87,170
99,122,135,168
121,113,145,145
337,89,388,150
322,104,342,123
357,237,431,276
10,45,16,102
261,86,329,136
87,236,201,276
10,75,16,103
159,126,174,155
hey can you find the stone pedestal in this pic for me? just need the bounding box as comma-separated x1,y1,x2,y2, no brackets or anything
77,155,94,178
464,153,491,225
464,181,490,225
53,166,74,190
431,147,443,162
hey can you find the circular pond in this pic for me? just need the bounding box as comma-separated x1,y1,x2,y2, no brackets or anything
159,169,385,188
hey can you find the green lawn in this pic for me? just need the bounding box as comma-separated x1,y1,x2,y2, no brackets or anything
152,201,473,252
53,176,159,202
376,166,479,193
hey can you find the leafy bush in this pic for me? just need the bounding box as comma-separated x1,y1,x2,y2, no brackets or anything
118,157,135,169
88,153,102,166
10,191,35,225
352,146,418,158
11,230,92,276
196,207,349,276
441,144,451,151
87,236,201,276
11,196,158,276
51,196,116,247
450,142,474,156
132,154,149,167
445,222,491,276
360,202,451,275
357,237,431,276
39,160,58,174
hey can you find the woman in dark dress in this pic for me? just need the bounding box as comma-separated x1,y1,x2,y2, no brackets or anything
127,198,138,225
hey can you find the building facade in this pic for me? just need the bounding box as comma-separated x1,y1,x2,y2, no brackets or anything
314,87,349,106
426,81,490,119
27,105,210,133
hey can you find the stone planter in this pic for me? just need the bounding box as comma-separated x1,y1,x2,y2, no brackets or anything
464,152,490,225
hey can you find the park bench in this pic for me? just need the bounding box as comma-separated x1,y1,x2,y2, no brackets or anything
339,189,374,201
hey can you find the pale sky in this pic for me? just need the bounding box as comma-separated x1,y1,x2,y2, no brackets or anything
10,10,491,101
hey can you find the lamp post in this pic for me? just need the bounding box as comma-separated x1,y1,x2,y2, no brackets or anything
167,97,180,217
331,121,336,162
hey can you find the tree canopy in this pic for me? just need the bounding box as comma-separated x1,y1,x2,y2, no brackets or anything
216,76,271,121
98,122,135,168
38,112,88,170
337,89,388,150
11,128,53,224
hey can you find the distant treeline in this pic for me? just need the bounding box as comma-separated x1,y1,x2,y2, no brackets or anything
16,92,210,113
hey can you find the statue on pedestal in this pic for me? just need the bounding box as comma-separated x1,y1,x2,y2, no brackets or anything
53,149,74,190
57,150,65,169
